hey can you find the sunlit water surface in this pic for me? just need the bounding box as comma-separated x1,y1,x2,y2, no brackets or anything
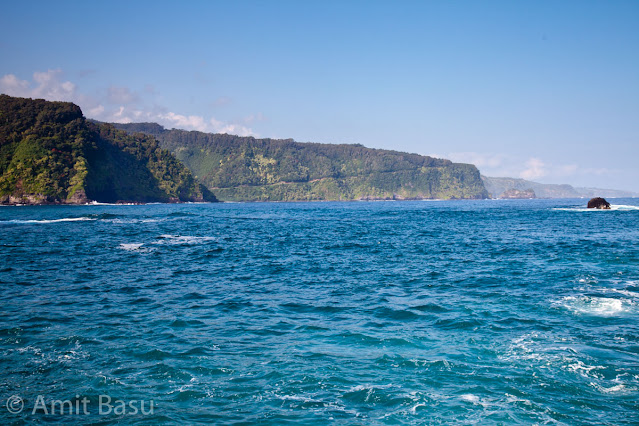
1,199,638,424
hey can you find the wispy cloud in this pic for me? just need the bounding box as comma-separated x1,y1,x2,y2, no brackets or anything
520,157,546,180
0,69,256,136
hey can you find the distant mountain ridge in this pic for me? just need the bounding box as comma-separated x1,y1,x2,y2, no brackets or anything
481,175,638,199
111,122,489,201
0,95,216,204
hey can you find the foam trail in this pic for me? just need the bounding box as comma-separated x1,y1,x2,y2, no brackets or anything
0,217,96,224
152,235,217,245
610,204,639,211
553,204,639,212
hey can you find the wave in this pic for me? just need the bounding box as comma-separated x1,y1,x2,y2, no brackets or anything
0,217,96,224
152,234,217,245
85,201,142,206
119,243,146,252
0,213,160,225
109,218,159,224
553,204,639,212
611,204,639,210
555,295,632,316
590,383,637,394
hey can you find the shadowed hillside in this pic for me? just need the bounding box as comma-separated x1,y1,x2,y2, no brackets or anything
0,95,216,204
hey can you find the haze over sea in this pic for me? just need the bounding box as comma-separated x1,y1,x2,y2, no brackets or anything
1,199,638,424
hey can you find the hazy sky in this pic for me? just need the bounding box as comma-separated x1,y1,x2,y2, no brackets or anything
1,1,638,190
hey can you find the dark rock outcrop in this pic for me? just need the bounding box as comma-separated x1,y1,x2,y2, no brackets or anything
587,197,611,209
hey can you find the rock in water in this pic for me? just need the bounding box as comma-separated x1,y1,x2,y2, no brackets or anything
587,197,611,209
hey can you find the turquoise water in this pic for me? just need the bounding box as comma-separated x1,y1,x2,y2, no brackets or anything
1,199,638,424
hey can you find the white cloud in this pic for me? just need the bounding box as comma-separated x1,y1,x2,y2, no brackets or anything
160,112,208,132
0,74,29,94
112,106,132,123
0,69,84,105
209,118,254,136
0,69,257,136
520,157,546,180
31,69,77,101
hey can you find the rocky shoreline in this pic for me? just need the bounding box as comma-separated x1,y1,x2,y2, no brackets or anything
0,191,209,206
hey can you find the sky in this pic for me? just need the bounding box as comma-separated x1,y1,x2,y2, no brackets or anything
1,0,638,191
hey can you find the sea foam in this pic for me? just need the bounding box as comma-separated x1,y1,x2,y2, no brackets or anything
553,204,639,212
1,217,96,224
119,243,145,251
152,235,217,245
556,296,629,316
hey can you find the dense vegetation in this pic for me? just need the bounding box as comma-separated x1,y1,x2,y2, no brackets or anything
0,95,216,204
113,123,489,201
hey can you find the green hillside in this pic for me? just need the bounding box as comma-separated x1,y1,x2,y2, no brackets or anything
113,123,489,201
0,95,216,204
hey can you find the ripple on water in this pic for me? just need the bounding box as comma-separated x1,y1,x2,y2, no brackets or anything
1,200,639,424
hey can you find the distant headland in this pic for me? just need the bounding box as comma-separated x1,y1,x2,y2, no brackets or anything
482,175,638,199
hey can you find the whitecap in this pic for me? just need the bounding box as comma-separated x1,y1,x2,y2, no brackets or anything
346,383,394,393
410,403,427,413
1,217,95,224
556,296,629,316
460,394,480,404
119,243,149,252
275,394,323,404
459,394,494,409
552,204,639,212
551,207,599,212
152,234,217,245
109,218,160,224
590,383,637,394
610,204,639,211
566,360,604,379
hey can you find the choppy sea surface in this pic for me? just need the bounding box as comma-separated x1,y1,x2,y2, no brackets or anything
1,199,638,424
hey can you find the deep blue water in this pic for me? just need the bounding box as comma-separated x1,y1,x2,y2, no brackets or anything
1,199,638,424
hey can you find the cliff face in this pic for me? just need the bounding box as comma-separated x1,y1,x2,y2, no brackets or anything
0,95,216,204
112,122,489,201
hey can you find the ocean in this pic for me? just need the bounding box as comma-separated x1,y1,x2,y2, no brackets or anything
1,199,638,424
